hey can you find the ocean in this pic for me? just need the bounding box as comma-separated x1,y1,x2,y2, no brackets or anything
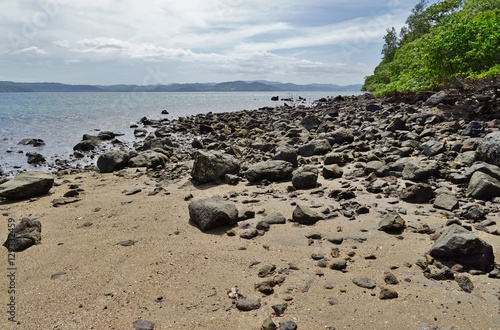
0,91,361,176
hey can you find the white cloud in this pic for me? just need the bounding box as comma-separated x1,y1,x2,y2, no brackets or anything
14,46,48,55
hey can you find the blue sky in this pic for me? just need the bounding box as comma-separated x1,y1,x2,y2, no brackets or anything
0,0,430,85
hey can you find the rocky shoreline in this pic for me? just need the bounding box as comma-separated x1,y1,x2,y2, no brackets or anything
1,89,500,329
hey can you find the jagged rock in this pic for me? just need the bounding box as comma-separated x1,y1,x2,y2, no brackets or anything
352,277,376,289
272,144,298,167
433,193,459,211
236,298,261,311
324,152,353,166
364,160,388,177
191,150,239,183
188,195,238,232
292,204,323,225
400,183,435,203
424,90,450,106
379,288,398,299
387,117,407,131
262,317,278,330
97,131,118,140
26,152,46,164
326,128,354,145
0,171,54,200
292,165,318,189
323,164,344,179
279,320,297,330
462,205,487,222
245,160,293,183
298,139,331,157
429,224,495,272
129,150,168,169
3,218,42,252
477,131,500,166
261,212,287,225
73,134,100,152
465,162,500,182
97,150,130,173
402,160,439,181
462,121,484,137
468,171,500,200
423,139,446,157
18,138,45,147
378,212,405,233
301,114,321,131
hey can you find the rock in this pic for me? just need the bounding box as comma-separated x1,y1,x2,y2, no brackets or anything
424,90,450,106
0,171,54,200
301,114,321,131
324,152,352,165
191,150,239,183
258,264,276,277
352,277,376,289
298,139,331,157
279,320,297,330
326,128,354,144
384,272,399,285
132,319,156,330
433,193,459,211
129,150,168,169
245,160,293,183
455,274,474,293
292,165,318,189
429,224,495,272
292,204,323,225
422,139,445,157
464,162,500,182
3,218,42,252
26,152,46,164
271,303,288,316
462,205,487,222
387,117,407,131
468,171,500,200
188,195,238,232
261,212,287,225
462,121,484,137
322,164,344,179
262,317,278,330
477,131,500,166
364,160,388,177
18,138,45,147
97,150,130,173
402,160,439,181
330,259,347,271
378,212,405,233
236,298,261,311
400,183,435,203
73,135,100,152
379,288,398,299
272,144,298,167
97,131,118,140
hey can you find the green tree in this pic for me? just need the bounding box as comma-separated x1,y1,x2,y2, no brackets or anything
381,27,399,62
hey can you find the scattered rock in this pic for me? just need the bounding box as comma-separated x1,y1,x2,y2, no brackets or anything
279,320,298,330
132,319,156,330
400,183,435,203
292,165,318,189
379,288,398,299
188,195,239,231
378,212,405,234
292,204,323,225
468,171,500,201
433,193,459,211
352,277,376,289
191,150,239,183
3,218,42,252
245,160,293,183
0,171,54,200
455,274,474,293
236,298,261,311
97,150,130,173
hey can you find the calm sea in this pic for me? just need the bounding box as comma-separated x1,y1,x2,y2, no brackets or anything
0,91,360,176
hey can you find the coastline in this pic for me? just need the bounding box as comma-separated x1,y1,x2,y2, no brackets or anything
1,91,500,329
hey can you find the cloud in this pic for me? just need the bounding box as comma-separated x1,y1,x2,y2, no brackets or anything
14,46,48,55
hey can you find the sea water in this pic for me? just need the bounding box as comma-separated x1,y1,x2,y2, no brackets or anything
0,91,360,176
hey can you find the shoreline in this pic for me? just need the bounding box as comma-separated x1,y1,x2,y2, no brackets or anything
1,90,500,329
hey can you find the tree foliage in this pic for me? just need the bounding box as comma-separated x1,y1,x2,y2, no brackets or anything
362,0,499,95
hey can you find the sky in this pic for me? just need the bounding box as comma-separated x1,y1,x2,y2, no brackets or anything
0,0,430,86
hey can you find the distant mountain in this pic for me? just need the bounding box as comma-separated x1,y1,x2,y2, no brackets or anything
0,80,362,93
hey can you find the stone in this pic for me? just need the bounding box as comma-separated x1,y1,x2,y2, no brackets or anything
402,160,439,181
97,150,130,173
400,183,435,203
292,165,318,189
132,319,155,330
477,131,500,166
464,162,500,182
0,171,54,200
429,224,495,272
379,288,398,299
364,161,388,177
262,318,278,330
462,121,484,137
128,150,168,169
326,128,354,144
455,274,474,293
322,164,344,179
384,272,399,285
462,205,487,222
422,139,445,157
18,138,45,147
301,114,321,131
261,212,287,225
258,264,276,277
236,298,261,311
188,195,238,232
271,303,288,316
468,171,500,200
272,144,298,167
73,135,100,152
279,320,297,330
191,150,239,183
298,139,331,157
378,212,405,233
3,218,42,252
330,259,347,271
26,152,46,164
424,90,450,106
352,277,376,289
324,152,352,165
292,204,323,225
245,160,293,183
433,194,459,211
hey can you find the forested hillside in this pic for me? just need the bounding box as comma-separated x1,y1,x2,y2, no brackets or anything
362,0,499,95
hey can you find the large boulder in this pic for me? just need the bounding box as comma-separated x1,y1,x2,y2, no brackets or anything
468,171,500,200
190,150,239,184
73,134,101,152
272,144,298,167
292,165,318,189
188,195,238,231
245,160,293,183
429,224,495,272
128,150,168,169
3,218,42,252
378,212,405,233
298,139,331,157
97,150,130,173
0,171,54,200
399,183,435,203
477,131,500,166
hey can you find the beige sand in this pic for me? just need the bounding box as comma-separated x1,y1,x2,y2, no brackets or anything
1,168,499,330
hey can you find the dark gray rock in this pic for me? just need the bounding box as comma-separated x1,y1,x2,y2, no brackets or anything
3,218,42,252
73,135,100,152
364,160,388,177
322,164,344,179
188,195,238,232
292,165,318,189
236,298,261,311
352,277,376,289
0,171,54,200
423,139,445,157
279,320,297,330
463,121,484,137
400,183,435,203
326,128,354,145
129,150,168,169
455,274,474,293
262,317,278,330
402,160,439,181
379,288,398,299
97,150,130,173
132,320,155,330
468,171,500,200
464,162,500,182
378,212,405,233
477,131,500,166
97,131,118,140
245,160,293,183
433,194,459,211
191,150,239,183
18,138,45,147
261,212,287,225
424,90,450,106
272,144,298,168
301,114,321,131
298,139,331,157
462,205,487,222
429,224,495,272
292,204,323,225
26,152,46,164
324,152,352,166
330,259,347,270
